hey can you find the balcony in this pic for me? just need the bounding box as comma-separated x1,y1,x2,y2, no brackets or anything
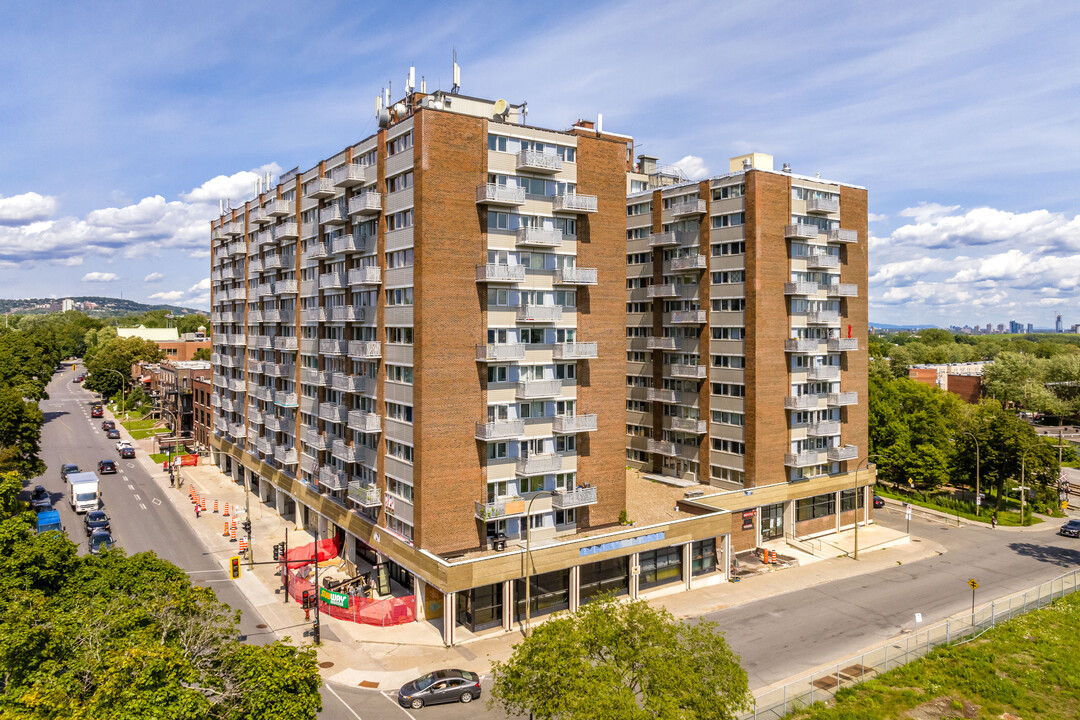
517,379,563,399
319,272,346,289
646,337,678,351
552,342,598,360
807,310,840,325
476,343,526,362
348,340,382,359
256,436,274,455
670,363,706,380
319,205,348,225
223,221,243,237
785,394,824,410
827,283,858,297
553,414,597,433
300,368,331,386
648,231,678,248
318,467,349,491
551,486,598,509
647,388,676,404
273,391,298,408
262,308,290,323
273,222,298,241
228,423,247,439
517,305,563,323
806,197,840,214
827,228,858,244
227,378,246,393
264,363,295,378
252,386,273,403
476,264,526,283
554,266,597,285
307,177,335,198
275,446,298,465
332,233,369,254
347,266,381,286
256,229,274,246
807,365,840,381
671,417,707,434
785,451,822,468
331,440,367,464
220,397,237,413
265,199,290,217
516,150,562,173
516,226,563,248
806,253,840,270
348,481,381,508
785,338,822,353
827,391,858,406
672,310,706,324
827,338,858,352
332,163,368,187
516,453,562,476
320,339,348,356
347,410,381,434
828,444,859,462
250,207,268,225
263,414,285,432
247,409,263,425
647,284,677,298
332,373,369,393
305,243,330,261
476,183,526,206
273,336,298,352
669,255,707,272
347,192,382,216
785,281,820,295
330,306,365,322
276,279,298,295
475,419,525,441
475,498,527,521
647,439,676,457
785,223,820,240
670,198,706,218
807,420,840,437
303,429,329,450
553,193,598,213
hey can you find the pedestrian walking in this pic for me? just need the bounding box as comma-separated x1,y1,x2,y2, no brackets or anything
169,469,175,487
195,503,201,519
991,513,997,529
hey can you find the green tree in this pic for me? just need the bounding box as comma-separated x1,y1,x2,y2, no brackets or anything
84,336,164,400
0,388,45,478
192,347,211,362
489,595,751,720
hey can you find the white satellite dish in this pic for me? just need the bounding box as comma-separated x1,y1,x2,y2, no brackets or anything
493,98,509,120
377,108,391,128
393,102,407,118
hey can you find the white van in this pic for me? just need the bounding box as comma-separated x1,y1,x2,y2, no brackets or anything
68,472,101,513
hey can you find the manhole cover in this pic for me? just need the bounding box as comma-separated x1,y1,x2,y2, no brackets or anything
319,661,335,668
256,623,268,629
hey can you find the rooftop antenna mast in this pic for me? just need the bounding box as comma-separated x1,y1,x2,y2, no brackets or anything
451,50,460,94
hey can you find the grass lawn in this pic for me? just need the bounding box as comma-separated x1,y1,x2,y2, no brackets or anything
128,428,169,440
784,590,1080,719
120,419,157,431
876,485,1043,527
149,447,191,463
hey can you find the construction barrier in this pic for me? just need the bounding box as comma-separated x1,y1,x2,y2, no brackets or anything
282,564,416,627
223,503,230,517
230,521,236,542
223,521,229,537
213,500,219,514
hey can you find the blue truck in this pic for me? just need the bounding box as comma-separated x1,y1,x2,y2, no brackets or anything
36,509,63,535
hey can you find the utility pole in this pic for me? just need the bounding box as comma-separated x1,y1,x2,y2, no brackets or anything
313,521,321,645
244,470,252,569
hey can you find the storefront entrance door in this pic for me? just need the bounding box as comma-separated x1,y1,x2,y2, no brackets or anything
761,503,785,541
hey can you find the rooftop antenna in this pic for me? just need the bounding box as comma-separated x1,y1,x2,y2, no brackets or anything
420,76,426,93
407,66,415,94
219,199,224,215
597,113,603,135
451,50,461,94
520,100,527,125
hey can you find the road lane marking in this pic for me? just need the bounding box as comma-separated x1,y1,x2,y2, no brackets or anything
139,503,146,510
133,494,141,501
326,684,365,720
381,691,414,718
152,498,161,505
127,485,134,491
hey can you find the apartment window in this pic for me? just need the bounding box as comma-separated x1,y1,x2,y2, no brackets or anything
386,249,414,268
711,438,745,455
386,171,413,192
488,288,510,307
627,252,650,264
387,327,413,344
554,508,576,526
711,411,745,426
627,302,651,314
662,193,697,209
711,465,745,485
386,209,413,231
711,327,744,340
385,364,413,384
627,449,648,463
840,488,866,512
385,288,414,306
796,493,836,521
711,298,746,312
387,132,412,156
712,184,745,200
386,516,413,542
521,475,545,493
487,442,508,459
626,424,649,437
711,354,745,368
626,400,650,413
385,402,413,423
626,328,651,339
387,476,414,502
711,383,746,398
627,351,648,363
487,366,508,383
711,241,746,256
554,364,576,380
711,270,745,284
627,228,650,240
386,440,414,463
627,201,652,216
354,149,377,166
555,435,576,453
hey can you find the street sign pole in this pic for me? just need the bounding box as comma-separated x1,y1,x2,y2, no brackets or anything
969,578,979,626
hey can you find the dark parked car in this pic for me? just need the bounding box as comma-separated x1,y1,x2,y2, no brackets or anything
397,669,481,709
1059,519,1080,538
31,485,49,503
106,428,121,439
84,510,111,536
91,405,103,418
873,495,885,508
61,463,80,483
73,375,83,383
118,445,135,459
98,459,118,475
89,530,115,556
102,420,116,431
32,497,53,514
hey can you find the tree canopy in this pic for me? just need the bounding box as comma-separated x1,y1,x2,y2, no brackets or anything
489,595,751,720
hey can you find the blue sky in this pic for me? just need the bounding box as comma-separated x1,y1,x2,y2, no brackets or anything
1,1,1079,328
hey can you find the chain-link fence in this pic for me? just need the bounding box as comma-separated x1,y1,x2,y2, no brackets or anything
283,565,417,627
744,569,1080,719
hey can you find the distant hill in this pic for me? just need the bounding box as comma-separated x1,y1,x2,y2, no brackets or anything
870,322,940,330
0,296,204,318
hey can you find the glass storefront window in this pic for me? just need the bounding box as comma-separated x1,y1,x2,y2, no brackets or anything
456,583,503,632
579,556,630,604
691,539,717,576
638,546,682,590
513,569,570,620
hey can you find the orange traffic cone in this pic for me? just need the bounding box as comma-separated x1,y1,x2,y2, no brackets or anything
200,497,207,513
762,550,770,564
223,521,229,537
223,502,230,517
770,550,778,563
239,538,248,555
213,500,219,514
230,520,237,542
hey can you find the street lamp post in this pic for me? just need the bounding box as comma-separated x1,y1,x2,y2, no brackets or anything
522,490,556,637
1019,445,1036,526
854,454,889,560
960,431,981,516
99,368,129,414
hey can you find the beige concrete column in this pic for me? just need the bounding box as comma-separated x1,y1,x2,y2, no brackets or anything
723,534,732,581
836,490,842,532
502,580,514,631
443,590,456,646
629,552,640,598
683,542,693,591
413,576,425,622
569,565,580,612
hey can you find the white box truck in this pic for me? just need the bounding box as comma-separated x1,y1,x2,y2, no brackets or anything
68,472,100,513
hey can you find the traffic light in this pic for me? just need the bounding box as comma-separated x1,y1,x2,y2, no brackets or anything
241,520,251,534
302,590,313,609
229,556,241,580
273,542,281,561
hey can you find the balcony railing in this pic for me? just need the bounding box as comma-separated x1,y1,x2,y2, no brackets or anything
827,391,858,406
273,391,298,408
319,204,348,225
264,363,295,378
552,342,597,360
247,409,263,425
785,394,824,410
263,414,285,432
300,368,332,386
827,444,858,462
331,440,367,464
807,420,840,437
672,310,706,324
347,192,382,216
516,150,562,173
646,337,677,351
347,266,381,286
517,379,563,399
331,373,369,393
476,343,526,362
347,410,382,434
307,177,335,198
304,243,329,261
475,498,527,520
648,231,678,247
647,388,676,404
551,486,598,509
228,423,246,439
318,467,349,491
554,266,597,284
807,365,840,381
553,193,598,213
671,417,707,434
552,414,597,433
786,223,820,240
827,338,858,352
827,228,858,243
347,340,382,359
476,184,526,205
785,450,822,467
516,453,562,476
807,310,840,325
647,284,677,298
332,163,368,187
475,419,525,441
319,272,346,289
647,439,676,457
516,305,563,323
669,255,707,272
273,222,298,241
303,429,329,450
785,281,820,295
320,339,348,356
332,233,369,254
670,363,706,379
276,279,298,295
275,446,298,465
227,378,246,392
476,264,526,283
256,436,274,455
827,283,858,297
670,198,706,217
348,481,381,508
301,307,327,323
806,197,840,214
516,226,563,247
330,306,365,322
265,199,289,217
273,336,298,351
806,253,840,269
785,338,822,353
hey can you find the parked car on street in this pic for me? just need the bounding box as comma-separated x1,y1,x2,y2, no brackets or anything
118,444,135,459
115,440,132,452
106,428,121,439
32,497,53,514
98,459,118,475
873,495,885,508
60,463,80,483
73,375,84,383
397,669,481,709
1059,519,1080,538
102,420,116,431
31,485,49,503
89,530,115,555
84,510,111,536
91,405,103,418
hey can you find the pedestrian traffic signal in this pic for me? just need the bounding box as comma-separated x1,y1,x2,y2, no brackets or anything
229,556,241,580
241,520,251,533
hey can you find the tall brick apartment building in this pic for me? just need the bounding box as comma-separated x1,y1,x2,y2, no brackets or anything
625,153,874,550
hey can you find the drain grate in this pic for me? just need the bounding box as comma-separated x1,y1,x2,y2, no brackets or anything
256,623,268,629
319,661,335,668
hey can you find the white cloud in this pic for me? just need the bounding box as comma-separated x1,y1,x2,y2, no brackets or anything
896,203,961,224
867,213,887,223
82,271,118,282
144,272,164,282
148,277,211,308
0,192,58,225
180,162,282,204
671,155,709,180
52,256,83,266
885,206,1080,251
148,290,184,302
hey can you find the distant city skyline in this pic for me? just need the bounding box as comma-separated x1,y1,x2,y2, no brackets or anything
1,1,1078,324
